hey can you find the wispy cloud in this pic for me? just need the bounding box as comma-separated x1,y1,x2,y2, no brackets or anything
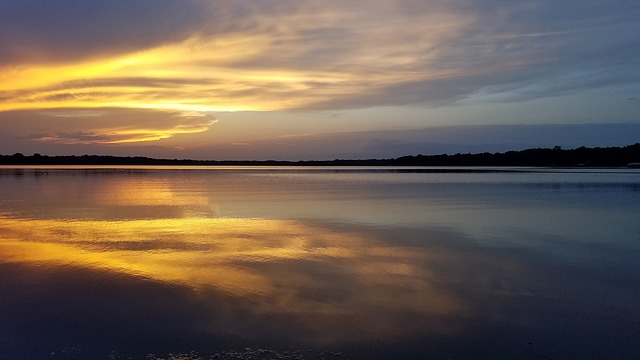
0,0,638,149
2,108,217,145
40,110,106,118
31,131,112,144
0,0,213,66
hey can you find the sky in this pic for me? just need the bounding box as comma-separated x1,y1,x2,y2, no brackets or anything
0,0,638,160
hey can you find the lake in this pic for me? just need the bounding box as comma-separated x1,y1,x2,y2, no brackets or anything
1,166,639,359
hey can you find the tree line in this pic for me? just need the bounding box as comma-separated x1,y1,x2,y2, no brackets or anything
1,143,639,167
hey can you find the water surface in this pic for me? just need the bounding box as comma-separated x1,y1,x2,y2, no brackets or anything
1,166,639,359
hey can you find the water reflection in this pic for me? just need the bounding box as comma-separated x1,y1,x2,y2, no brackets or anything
1,167,639,359
0,216,469,338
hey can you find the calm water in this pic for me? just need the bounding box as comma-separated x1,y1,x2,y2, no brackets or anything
0,166,639,359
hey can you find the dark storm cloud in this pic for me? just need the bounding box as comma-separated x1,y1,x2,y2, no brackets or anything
0,0,212,66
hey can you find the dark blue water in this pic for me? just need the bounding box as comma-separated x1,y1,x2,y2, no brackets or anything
1,166,639,359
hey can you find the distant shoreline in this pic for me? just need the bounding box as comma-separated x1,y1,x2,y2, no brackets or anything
2,143,639,167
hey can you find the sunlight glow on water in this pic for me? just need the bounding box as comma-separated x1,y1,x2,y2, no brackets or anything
0,215,468,342
0,166,639,359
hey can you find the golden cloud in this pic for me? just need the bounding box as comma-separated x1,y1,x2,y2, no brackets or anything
0,3,479,117
1,0,621,149
0,104,213,146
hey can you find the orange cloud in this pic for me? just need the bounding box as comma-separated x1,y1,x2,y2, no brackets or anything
1,0,636,150
12,108,218,145
0,3,479,117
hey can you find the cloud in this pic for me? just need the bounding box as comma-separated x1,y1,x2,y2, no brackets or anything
0,0,638,117
171,123,640,161
40,110,106,118
0,108,217,145
31,131,111,144
0,0,213,66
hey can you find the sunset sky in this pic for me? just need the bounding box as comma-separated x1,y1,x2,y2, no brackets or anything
1,0,638,160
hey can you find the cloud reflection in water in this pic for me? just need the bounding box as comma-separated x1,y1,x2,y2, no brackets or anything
1,168,639,359
0,214,480,346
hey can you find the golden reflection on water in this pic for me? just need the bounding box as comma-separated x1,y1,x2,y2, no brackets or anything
93,178,207,208
3,169,640,357
0,214,467,342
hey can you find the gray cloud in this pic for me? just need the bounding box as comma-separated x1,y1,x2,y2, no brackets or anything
173,123,640,161
0,77,220,107
29,131,112,143
0,0,638,119
0,108,216,146
0,0,213,66
197,0,640,109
